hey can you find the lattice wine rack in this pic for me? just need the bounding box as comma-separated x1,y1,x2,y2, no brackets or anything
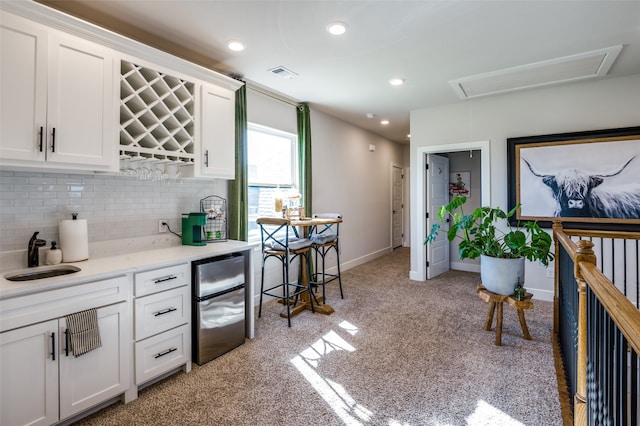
119,60,196,164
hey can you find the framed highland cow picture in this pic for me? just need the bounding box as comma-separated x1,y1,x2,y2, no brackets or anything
507,126,640,230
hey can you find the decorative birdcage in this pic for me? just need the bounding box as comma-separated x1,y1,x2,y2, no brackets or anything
200,195,227,242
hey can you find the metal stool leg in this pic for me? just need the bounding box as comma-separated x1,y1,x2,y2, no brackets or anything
333,243,343,299
259,259,266,318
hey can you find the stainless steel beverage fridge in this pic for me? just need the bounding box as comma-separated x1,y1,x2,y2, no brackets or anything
192,254,246,365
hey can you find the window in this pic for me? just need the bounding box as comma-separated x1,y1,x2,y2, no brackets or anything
247,123,298,241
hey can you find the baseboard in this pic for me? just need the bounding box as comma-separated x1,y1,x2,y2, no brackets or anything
526,288,554,302
450,262,480,273
341,247,392,272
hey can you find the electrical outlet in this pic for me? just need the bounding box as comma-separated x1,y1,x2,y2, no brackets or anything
546,267,554,278
159,220,167,233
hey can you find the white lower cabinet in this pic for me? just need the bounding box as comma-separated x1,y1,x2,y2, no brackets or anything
59,302,129,420
133,263,191,386
0,320,58,426
0,302,128,426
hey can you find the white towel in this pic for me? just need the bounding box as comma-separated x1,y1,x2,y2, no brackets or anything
65,308,102,357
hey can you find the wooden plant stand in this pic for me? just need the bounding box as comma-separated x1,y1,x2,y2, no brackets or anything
476,284,533,346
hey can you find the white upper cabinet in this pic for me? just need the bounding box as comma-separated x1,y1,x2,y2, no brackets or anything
198,83,236,179
0,11,116,172
1,13,48,163
1,2,243,178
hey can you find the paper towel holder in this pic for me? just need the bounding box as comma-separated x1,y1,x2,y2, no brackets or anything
59,212,89,262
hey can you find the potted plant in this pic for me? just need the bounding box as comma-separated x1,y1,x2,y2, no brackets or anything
424,196,554,295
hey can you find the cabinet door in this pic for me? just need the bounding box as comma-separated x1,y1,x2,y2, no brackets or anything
46,32,115,170
59,302,129,421
199,84,236,179
0,12,48,163
0,320,59,426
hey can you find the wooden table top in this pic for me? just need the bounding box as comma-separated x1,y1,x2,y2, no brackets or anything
290,217,342,227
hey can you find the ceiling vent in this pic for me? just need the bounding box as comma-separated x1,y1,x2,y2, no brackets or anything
449,45,623,99
268,66,298,80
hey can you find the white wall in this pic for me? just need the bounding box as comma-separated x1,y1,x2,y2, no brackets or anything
410,73,640,301
311,108,406,269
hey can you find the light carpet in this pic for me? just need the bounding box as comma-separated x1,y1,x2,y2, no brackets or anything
75,248,561,426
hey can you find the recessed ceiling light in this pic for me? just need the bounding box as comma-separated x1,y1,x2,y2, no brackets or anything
389,78,405,86
227,40,245,52
327,22,348,35
380,120,389,126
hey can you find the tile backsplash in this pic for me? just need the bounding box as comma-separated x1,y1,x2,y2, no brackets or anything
0,169,227,252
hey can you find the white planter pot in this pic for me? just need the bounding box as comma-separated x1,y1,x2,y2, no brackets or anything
480,254,525,296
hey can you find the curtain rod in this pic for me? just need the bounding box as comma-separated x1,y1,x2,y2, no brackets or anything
246,84,301,108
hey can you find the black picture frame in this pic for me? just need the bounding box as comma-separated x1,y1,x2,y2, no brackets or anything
507,126,640,231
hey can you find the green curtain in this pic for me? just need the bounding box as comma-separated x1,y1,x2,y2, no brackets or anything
297,104,312,216
228,82,248,241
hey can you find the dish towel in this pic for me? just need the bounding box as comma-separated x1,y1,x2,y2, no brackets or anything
65,308,102,357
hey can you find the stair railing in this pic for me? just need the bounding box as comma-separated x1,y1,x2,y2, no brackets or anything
552,221,639,426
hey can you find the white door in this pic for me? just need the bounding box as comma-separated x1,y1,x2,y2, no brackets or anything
59,302,129,420
426,154,450,279
0,320,59,426
392,165,403,248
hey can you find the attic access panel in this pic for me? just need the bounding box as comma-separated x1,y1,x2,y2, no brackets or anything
450,45,622,99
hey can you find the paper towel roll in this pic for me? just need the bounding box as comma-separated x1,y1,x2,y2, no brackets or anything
59,219,89,262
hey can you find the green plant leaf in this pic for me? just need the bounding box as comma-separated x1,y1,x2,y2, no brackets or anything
423,196,553,265
504,230,526,251
423,224,441,244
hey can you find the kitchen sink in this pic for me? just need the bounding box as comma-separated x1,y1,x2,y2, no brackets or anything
4,265,81,282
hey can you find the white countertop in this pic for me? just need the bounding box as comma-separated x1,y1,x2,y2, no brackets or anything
1,240,258,300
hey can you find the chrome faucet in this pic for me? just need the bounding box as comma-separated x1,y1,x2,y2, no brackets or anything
28,231,47,267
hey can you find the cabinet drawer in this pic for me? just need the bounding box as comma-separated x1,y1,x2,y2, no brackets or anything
135,286,189,340
134,263,190,297
1,275,128,332
135,323,190,385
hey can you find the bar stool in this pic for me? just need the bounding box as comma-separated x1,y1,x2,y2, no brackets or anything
256,217,314,327
310,213,343,302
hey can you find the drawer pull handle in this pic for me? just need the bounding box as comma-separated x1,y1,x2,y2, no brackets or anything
154,347,177,359
154,275,178,284
154,307,178,317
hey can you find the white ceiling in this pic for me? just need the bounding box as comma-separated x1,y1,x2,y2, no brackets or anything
39,0,640,144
